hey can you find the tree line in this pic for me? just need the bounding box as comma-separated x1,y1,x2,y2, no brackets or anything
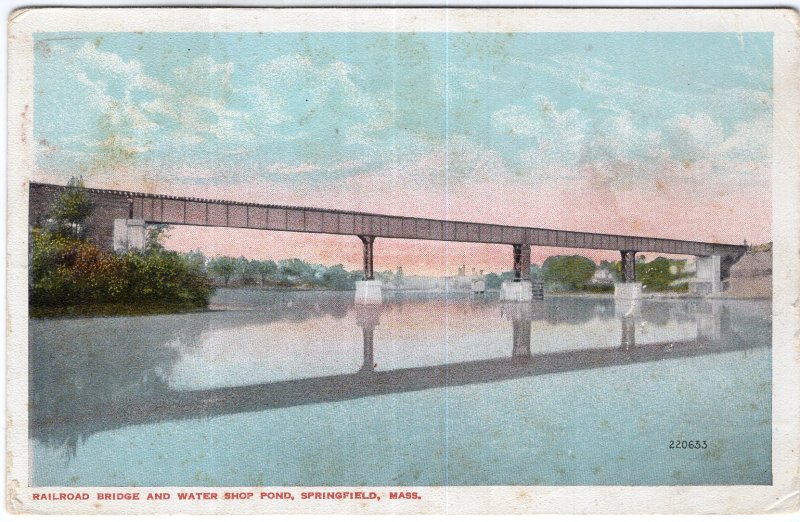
484,255,690,293
199,254,364,291
202,252,690,294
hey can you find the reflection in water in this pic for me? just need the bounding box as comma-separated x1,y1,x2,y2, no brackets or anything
621,315,636,350
29,291,771,486
32,294,751,445
355,304,381,373
504,303,533,360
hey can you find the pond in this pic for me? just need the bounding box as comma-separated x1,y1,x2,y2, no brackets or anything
29,289,771,486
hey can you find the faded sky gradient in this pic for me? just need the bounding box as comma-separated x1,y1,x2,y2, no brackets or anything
33,32,772,274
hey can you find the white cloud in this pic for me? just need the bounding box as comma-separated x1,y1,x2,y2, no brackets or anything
713,115,771,164
63,48,256,158
663,113,725,163
493,96,588,168
264,163,318,174
74,43,173,96
491,106,537,137
248,54,395,148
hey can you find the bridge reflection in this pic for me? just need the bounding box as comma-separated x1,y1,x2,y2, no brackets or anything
30,297,760,451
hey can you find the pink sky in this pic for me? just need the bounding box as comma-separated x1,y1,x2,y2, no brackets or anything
37,157,770,276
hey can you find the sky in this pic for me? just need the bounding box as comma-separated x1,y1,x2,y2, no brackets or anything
33,32,773,274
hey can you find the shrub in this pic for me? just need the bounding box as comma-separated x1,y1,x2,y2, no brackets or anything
29,228,211,310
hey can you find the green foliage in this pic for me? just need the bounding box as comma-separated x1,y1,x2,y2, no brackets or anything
207,256,238,286
182,250,207,273
203,255,362,290
638,256,686,292
145,224,171,252
319,264,355,290
235,256,259,286
48,177,93,238
485,271,516,289
30,188,211,313
542,255,597,291
29,228,211,309
280,258,316,281
252,259,278,285
599,259,622,281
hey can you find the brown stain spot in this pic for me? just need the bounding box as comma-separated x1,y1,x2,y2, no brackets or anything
630,219,645,232
20,104,29,144
655,179,667,191
93,502,102,509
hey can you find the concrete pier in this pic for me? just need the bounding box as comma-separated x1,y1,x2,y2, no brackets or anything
355,280,383,304
691,255,721,296
614,282,642,300
501,280,533,301
112,219,146,252
503,302,535,360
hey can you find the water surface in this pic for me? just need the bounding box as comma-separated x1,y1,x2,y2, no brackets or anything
30,290,771,486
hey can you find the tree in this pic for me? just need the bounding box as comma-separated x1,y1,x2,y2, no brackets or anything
253,260,278,286
207,256,237,287
542,255,597,291
639,257,679,292
280,258,315,283
394,266,405,286
182,250,207,273
235,256,259,286
49,176,93,238
145,224,171,252
320,264,353,290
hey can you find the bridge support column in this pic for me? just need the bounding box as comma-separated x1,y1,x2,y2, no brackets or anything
615,250,642,300
696,300,722,340
691,255,721,296
356,304,382,372
620,314,637,350
113,219,146,252
355,235,382,304
504,303,534,360
502,244,540,301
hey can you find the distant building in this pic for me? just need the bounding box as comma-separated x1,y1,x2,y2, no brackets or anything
590,266,616,284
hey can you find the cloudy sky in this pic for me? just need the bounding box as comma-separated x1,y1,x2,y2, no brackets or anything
33,32,772,274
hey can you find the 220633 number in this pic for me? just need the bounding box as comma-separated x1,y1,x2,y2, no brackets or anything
669,440,707,449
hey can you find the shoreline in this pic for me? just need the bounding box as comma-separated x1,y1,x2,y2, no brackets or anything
30,287,770,319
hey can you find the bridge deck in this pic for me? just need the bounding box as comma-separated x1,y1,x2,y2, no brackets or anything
32,183,747,256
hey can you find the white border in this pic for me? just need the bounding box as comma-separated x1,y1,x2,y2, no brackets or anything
6,7,800,515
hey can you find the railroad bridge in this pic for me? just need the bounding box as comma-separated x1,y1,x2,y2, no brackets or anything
29,182,747,301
